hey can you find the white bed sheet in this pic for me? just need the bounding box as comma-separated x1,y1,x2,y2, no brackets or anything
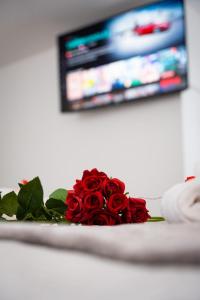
0,240,200,300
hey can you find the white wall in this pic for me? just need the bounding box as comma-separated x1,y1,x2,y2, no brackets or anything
0,47,183,214
181,0,200,177
3,1,199,215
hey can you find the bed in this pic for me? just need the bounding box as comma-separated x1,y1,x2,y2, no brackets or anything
0,222,200,300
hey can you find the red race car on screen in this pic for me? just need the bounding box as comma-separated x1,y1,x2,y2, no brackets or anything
134,22,170,35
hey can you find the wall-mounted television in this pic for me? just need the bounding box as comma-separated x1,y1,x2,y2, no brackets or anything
58,0,188,112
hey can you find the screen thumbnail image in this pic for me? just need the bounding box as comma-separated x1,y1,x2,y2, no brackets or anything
66,46,187,102
108,0,185,59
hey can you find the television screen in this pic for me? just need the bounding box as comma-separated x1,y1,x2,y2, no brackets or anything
58,0,188,111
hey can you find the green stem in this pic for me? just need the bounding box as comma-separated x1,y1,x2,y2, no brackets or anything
147,216,165,222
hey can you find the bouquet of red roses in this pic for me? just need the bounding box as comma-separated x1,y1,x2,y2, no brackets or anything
65,168,150,225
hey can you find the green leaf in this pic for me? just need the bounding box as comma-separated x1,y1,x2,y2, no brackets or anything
16,177,44,220
16,206,26,220
57,219,71,224
45,198,68,223
0,192,18,217
22,212,49,222
46,198,67,215
49,189,68,202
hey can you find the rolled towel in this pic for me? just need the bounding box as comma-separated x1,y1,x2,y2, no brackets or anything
161,178,200,223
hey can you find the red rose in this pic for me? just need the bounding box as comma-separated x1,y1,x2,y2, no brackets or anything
84,192,104,210
65,170,151,226
65,210,83,223
84,209,121,226
82,169,108,192
66,191,82,213
65,191,84,223
73,180,85,198
107,193,128,213
133,207,150,223
124,198,150,223
82,175,102,192
122,210,132,223
129,198,146,212
82,168,108,181
74,169,109,197
103,178,125,197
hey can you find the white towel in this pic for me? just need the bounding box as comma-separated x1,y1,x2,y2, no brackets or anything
161,178,200,223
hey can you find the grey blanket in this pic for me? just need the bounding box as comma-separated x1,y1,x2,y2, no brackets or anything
0,222,200,264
